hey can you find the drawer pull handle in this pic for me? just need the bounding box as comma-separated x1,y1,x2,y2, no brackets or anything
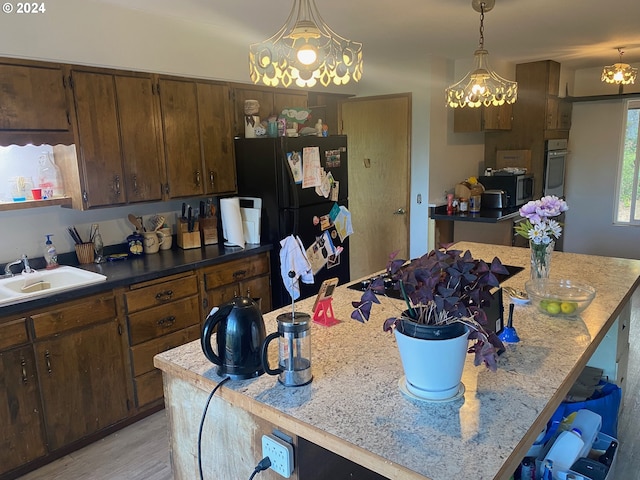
157,315,176,327
21,357,28,384
45,350,52,374
232,269,247,279
155,290,174,302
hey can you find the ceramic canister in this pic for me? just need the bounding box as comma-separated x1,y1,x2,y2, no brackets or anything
142,231,164,254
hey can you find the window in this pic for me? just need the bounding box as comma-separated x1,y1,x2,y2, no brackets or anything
616,100,640,224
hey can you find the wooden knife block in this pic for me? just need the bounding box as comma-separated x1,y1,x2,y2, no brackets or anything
177,219,201,249
199,216,218,245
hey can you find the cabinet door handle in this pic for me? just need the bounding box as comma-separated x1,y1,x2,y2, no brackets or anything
21,357,28,384
233,269,247,280
195,170,201,187
132,174,139,195
155,290,174,302
45,350,52,374
209,170,215,188
157,315,176,327
114,174,121,195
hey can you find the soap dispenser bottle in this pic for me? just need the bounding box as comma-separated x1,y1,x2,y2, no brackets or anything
44,234,59,269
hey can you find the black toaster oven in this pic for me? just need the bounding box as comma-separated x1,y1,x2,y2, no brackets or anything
479,174,534,208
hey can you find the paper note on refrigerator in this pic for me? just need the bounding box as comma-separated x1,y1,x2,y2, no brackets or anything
287,151,303,184
305,231,336,275
333,206,353,243
302,146,322,188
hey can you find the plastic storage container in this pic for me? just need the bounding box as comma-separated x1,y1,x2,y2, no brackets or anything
570,409,602,458
542,428,584,479
38,152,64,199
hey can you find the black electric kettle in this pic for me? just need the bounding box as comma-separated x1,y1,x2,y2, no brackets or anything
201,296,267,380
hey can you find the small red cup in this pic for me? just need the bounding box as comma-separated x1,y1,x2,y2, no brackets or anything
31,188,42,200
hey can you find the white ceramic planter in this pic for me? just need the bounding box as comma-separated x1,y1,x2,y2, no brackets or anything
394,325,470,401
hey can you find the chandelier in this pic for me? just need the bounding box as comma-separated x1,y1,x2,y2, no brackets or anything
445,0,517,108
601,48,637,85
249,0,363,88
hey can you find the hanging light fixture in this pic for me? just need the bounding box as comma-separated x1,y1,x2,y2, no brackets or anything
445,0,517,108
249,0,363,88
601,48,637,85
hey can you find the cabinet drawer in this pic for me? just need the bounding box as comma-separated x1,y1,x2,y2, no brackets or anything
124,274,198,313
135,369,163,407
0,318,28,350
206,274,271,313
128,295,199,345
203,253,270,290
31,294,116,338
130,325,200,376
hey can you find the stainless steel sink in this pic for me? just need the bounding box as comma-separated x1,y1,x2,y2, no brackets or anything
0,266,107,306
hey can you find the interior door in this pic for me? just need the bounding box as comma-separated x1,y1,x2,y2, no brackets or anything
340,94,411,279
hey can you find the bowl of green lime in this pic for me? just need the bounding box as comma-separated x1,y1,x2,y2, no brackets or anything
525,279,596,317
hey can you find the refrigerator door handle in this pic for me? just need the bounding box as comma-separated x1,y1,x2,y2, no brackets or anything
282,208,300,237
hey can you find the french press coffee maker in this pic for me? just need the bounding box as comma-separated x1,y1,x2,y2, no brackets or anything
261,312,313,387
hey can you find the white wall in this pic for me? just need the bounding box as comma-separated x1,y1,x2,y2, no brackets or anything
564,100,640,259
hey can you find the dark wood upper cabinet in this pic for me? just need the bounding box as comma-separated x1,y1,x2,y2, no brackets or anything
114,75,165,202
0,62,69,131
70,70,126,208
158,78,204,198
197,82,236,195
231,85,308,136
453,104,512,133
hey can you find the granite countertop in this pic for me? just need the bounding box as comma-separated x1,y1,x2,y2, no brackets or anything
0,242,271,317
430,204,521,223
155,242,640,480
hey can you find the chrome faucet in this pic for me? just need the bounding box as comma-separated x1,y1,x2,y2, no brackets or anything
4,255,32,275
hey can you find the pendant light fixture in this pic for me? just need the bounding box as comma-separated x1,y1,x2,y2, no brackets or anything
249,0,363,88
445,0,517,108
601,48,637,85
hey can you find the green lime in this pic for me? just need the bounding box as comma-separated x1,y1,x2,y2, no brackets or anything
561,302,577,314
546,301,561,315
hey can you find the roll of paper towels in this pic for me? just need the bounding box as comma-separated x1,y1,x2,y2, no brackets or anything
220,197,245,248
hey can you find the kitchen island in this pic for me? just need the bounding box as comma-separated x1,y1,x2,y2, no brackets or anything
430,205,524,247
154,242,640,480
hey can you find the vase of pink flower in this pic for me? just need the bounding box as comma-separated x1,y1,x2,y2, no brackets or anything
514,195,569,279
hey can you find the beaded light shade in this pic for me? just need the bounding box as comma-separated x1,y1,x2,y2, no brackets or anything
446,0,517,108
602,48,637,85
249,0,363,88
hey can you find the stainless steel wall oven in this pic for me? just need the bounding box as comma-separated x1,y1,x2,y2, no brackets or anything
544,139,568,197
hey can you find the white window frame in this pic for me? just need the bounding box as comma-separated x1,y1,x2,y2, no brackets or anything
614,99,640,225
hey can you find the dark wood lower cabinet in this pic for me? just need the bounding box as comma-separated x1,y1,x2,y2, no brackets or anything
0,346,47,474
0,253,272,478
34,319,130,451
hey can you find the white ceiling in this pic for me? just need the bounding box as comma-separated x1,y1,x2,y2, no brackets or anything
95,0,640,72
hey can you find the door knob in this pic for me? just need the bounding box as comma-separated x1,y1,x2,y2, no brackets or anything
393,208,406,215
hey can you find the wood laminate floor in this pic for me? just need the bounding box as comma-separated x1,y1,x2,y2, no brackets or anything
18,289,639,480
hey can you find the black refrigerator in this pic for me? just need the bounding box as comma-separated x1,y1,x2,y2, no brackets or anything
235,135,350,309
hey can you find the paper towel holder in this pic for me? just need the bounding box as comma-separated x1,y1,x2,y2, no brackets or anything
239,197,262,245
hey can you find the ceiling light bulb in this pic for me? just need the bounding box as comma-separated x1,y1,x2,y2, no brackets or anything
613,70,624,82
297,44,318,65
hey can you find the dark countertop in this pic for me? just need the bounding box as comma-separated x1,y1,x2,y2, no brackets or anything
429,204,521,223
0,243,272,317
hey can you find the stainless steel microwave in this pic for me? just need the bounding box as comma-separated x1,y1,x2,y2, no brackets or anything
478,174,534,208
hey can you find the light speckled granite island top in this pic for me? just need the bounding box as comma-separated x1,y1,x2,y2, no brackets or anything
154,242,640,480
